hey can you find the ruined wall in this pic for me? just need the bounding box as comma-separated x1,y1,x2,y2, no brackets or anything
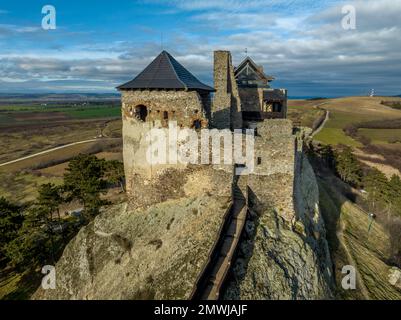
246,119,296,222
212,51,242,130
223,135,334,300
121,90,207,194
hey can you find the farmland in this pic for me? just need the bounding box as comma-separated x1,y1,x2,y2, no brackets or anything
288,96,401,176
0,97,123,205
311,96,401,146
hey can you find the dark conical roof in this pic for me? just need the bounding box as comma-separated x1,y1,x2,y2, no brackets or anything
117,51,214,92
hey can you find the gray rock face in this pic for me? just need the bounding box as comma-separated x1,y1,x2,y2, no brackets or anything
388,267,401,290
33,156,334,300
33,167,232,300
223,155,334,299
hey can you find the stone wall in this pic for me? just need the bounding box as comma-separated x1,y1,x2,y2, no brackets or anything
121,90,208,129
212,51,242,130
247,119,296,222
121,90,209,194
223,143,334,300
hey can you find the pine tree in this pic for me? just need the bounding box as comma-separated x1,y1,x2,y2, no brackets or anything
0,198,23,261
63,154,107,220
4,205,60,268
334,146,362,186
363,168,390,210
104,160,125,192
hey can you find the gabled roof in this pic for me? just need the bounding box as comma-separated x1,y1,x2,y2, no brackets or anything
117,51,214,92
234,56,275,82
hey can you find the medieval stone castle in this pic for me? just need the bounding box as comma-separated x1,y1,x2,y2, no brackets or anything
34,51,333,301
117,50,298,224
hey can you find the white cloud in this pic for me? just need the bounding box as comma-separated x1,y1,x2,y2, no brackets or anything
1,0,400,95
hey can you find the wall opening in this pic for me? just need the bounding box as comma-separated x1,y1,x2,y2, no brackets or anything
192,119,202,130
135,105,148,121
163,111,169,120
272,102,282,113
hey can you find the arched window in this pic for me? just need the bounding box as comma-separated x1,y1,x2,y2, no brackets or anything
135,105,148,121
192,119,202,130
163,111,168,120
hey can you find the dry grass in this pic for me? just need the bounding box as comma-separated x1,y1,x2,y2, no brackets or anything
313,96,401,146
318,176,401,300
0,120,107,163
0,141,101,172
287,99,326,128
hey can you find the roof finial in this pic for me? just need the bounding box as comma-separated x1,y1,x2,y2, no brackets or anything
160,32,164,51
245,48,248,57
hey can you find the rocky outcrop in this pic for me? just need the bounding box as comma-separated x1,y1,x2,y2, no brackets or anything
388,267,401,290
33,167,232,300
223,155,334,299
33,155,334,300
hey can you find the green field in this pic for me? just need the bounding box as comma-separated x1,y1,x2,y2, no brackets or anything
315,128,362,147
311,97,401,147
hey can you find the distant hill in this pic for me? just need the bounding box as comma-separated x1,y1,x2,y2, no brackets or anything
0,92,120,100
0,93,121,105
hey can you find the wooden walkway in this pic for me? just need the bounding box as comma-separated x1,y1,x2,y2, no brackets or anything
191,183,247,300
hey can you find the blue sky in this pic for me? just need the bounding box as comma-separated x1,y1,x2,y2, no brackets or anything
0,0,400,96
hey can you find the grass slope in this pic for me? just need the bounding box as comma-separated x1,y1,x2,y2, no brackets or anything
313,97,401,146
318,177,401,300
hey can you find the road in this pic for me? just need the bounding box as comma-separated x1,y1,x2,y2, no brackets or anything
0,139,99,167
311,102,330,137
312,109,330,137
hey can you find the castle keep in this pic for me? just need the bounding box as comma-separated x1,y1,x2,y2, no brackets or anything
118,51,214,129
118,50,295,222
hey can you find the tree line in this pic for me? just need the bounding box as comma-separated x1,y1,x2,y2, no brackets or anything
310,143,401,266
0,154,125,270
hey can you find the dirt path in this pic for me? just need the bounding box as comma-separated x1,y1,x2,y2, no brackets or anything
0,139,99,167
311,103,330,137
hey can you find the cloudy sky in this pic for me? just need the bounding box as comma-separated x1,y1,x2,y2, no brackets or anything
0,0,400,97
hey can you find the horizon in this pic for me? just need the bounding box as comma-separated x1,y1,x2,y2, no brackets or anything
0,0,401,96
1,92,400,100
